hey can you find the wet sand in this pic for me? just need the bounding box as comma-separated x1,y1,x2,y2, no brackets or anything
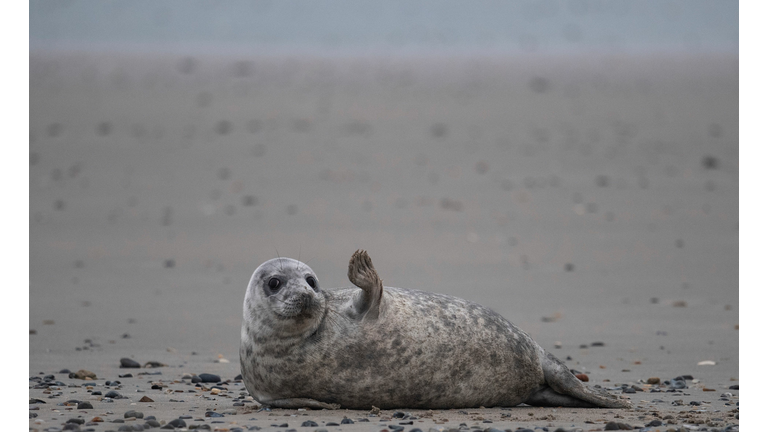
29,51,738,431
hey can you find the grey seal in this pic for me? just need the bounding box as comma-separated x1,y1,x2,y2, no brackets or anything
240,250,630,410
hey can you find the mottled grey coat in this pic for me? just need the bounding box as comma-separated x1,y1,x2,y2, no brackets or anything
240,251,630,410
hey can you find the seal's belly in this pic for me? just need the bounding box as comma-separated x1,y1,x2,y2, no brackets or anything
252,288,545,409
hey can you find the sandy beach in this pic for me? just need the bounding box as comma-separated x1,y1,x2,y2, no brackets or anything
29,50,738,431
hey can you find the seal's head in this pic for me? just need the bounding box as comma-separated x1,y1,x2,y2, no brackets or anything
243,258,326,338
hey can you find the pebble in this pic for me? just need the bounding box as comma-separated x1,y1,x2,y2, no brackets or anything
575,374,589,382
668,378,687,389
77,402,93,409
301,420,319,427
164,418,187,429
70,370,97,380
124,410,144,419
198,373,221,383
341,418,355,424
206,411,224,417
388,426,404,432
145,420,161,428
646,377,661,384
120,358,141,368
104,390,123,399
603,421,633,430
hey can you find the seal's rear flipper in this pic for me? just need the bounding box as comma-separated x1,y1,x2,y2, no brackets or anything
525,386,599,408
533,348,631,409
347,250,384,320
267,398,340,410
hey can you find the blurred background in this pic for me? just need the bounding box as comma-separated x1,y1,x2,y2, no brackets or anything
30,1,738,376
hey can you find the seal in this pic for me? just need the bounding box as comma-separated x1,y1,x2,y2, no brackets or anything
240,250,630,410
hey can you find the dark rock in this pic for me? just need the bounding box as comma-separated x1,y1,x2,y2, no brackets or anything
198,373,221,383
67,418,85,425
326,423,340,426
622,387,636,393
341,418,354,424
120,358,141,368
645,419,662,427
729,384,739,390
63,423,81,431
124,410,144,419
604,421,633,430
104,390,123,399
591,341,605,347
165,418,187,428
388,426,404,432
206,411,225,417
118,374,133,378
77,402,93,409
301,420,319,427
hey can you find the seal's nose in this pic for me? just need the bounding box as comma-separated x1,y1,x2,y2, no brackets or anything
299,291,313,309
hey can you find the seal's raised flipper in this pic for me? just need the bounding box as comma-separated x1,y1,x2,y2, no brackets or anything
528,349,631,408
347,249,383,320
266,398,340,410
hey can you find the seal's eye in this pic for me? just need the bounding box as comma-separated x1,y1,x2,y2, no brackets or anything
267,278,281,291
306,276,317,290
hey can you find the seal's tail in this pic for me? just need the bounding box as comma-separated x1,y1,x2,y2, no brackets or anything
528,348,631,408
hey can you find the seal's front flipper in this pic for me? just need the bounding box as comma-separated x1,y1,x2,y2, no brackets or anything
347,249,383,320
267,398,341,410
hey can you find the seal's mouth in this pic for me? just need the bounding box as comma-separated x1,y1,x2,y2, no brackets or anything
274,293,317,319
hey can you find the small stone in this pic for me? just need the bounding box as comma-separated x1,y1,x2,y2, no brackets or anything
622,387,636,394
603,421,632,430
647,377,660,384
591,341,605,347
198,373,221,383
702,155,720,170
341,418,355,424
90,416,103,422
124,410,144,419
206,411,225,417
575,374,589,382
301,420,319,427
77,402,93,409
672,300,687,308
67,419,85,425
697,360,716,366
139,396,154,402
104,391,122,399
145,420,161,428
70,370,97,380
120,358,141,368
144,361,167,368
166,418,187,428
